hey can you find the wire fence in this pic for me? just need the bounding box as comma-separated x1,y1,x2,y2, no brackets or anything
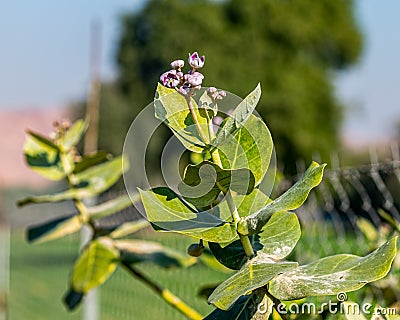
296,143,400,256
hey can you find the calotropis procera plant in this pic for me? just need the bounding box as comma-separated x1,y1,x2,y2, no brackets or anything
17,120,203,319
137,52,398,319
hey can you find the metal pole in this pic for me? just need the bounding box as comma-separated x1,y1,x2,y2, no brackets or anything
0,226,9,320
82,19,102,320
84,19,102,155
0,185,9,320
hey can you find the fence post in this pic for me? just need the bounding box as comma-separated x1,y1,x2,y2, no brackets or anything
81,222,99,320
0,227,9,320
0,189,9,320
82,18,102,320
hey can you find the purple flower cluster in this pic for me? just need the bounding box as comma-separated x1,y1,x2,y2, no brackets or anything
160,52,205,96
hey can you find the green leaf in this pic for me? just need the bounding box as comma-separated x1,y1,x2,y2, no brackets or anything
210,211,300,270
59,119,88,151
178,161,255,207
269,237,398,300
109,220,150,238
70,238,119,294
217,189,270,221
198,249,232,273
238,161,325,235
209,235,261,271
18,156,128,206
17,189,77,206
23,131,65,181
87,194,138,220
257,211,301,259
114,239,196,268
212,83,261,149
139,187,237,243
63,290,84,311
154,83,211,152
204,291,267,320
73,151,111,174
208,254,298,310
27,214,82,243
356,217,378,242
71,155,127,197
207,189,269,247
218,114,272,186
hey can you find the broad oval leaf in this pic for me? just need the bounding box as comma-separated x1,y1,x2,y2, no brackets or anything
71,155,127,197
208,253,298,310
27,213,82,243
87,194,138,220
109,220,150,238
73,151,111,174
218,114,272,186
18,156,128,206
139,187,237,243
178,161,255,207
257,211,301,260
70,237,119,294
114,239,196,268
154,83,211,152
215,189,270,222
198,249,232,273
23,131,65,181
269,237,397,300
210,211,300,270
212,83,261,148
59,119,88,152
238,161,325,235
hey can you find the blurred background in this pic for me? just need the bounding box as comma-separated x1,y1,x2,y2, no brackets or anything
1,0,400,319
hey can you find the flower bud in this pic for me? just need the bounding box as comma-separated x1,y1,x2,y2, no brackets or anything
207,87,217,95
188,52,205,69
215,90,226,100
170,59,184,70
207,87,226,100
212,116,223,126
160,69,181,88
187,72,204,87
176,85,190,96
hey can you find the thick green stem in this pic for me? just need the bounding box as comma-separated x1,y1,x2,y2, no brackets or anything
59,153,92,228
122,262,203,320
225,192,255,258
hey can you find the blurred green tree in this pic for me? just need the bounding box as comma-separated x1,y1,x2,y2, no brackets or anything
102,0,362,174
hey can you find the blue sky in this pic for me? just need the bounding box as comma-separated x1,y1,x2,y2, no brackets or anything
337,0,400,145
1,1,399,145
